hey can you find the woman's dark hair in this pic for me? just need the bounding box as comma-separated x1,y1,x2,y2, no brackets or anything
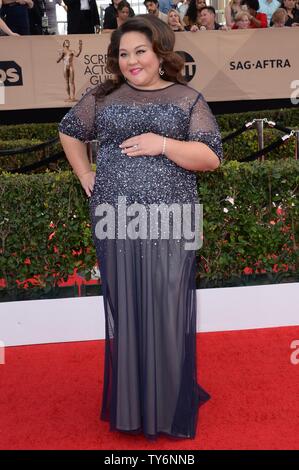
241,0,260,11
95,14,186,100
185,0,207,24
117,0,130,11
185,0,198,24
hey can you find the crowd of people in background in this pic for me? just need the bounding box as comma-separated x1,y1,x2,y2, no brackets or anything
0,0,299,35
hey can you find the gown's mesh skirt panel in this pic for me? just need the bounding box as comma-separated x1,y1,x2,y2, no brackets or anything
91,235,210,439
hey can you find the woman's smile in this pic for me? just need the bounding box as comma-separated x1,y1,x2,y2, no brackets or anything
130,67,143,75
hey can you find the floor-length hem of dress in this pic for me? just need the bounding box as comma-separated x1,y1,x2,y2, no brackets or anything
100,399,210,441
100,379,211,440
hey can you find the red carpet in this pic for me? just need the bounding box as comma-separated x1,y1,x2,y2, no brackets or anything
0,326,299,450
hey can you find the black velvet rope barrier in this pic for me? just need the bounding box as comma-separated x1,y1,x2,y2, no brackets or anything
270,123,293,134
221,124,250,143
241,133,294,162
0,137,59,157
9,151,65,173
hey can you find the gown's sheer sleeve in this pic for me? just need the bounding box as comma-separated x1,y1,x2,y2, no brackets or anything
58,89,97,142
188,93,223,162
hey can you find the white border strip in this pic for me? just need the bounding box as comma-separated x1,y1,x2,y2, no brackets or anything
0,283,298,347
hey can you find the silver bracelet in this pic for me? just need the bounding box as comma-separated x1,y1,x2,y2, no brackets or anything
162,136,167,155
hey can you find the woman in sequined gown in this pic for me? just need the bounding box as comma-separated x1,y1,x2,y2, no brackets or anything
59,15,223,440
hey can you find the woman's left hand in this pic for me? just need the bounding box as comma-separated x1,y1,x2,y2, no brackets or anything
119,133,165,157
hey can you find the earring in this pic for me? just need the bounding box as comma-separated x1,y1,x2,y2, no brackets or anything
159,65,165,76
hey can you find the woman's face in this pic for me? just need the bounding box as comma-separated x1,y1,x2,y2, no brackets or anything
196,0,206,9
119,32,161,88
63,40,70,48
284,0,295,8
118,6,130,22
168,11,180,26
237,14,250,28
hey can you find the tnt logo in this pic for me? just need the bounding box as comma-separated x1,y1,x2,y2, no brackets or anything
0,61,23,86
0,340,5,365
175,51,196,82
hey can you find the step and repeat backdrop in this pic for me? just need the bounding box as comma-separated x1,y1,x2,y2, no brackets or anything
0,28,298,110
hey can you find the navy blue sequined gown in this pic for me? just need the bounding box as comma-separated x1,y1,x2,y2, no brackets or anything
59,82,223,439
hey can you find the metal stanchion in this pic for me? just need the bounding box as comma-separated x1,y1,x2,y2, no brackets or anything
87,140,99,165
255,119,265,161
87,143,92,164
294,130,299,160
